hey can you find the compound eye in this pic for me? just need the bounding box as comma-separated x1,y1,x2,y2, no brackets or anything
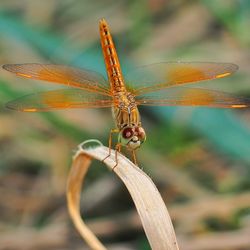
122,127,134,139
135,127,146,140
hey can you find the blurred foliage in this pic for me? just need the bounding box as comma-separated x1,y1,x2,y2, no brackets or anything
202,0,250,46
0,0,250,250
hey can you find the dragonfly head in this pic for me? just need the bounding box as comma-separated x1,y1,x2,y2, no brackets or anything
119,126,146,150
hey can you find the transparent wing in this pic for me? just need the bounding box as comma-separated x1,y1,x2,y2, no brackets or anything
3,63,111,95
6,89,114,112
136,87,250,108
126,62,238,95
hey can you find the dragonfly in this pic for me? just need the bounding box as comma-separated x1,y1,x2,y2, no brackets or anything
3,18,250,165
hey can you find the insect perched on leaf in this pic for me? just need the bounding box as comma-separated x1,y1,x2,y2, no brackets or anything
3,18,250,166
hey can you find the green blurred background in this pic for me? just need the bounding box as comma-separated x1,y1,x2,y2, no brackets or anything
0,0,250,249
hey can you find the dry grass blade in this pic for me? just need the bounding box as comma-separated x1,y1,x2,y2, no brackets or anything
67,141,179,250
67,150,107,250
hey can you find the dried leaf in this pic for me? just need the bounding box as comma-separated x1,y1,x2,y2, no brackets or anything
67,141,179,250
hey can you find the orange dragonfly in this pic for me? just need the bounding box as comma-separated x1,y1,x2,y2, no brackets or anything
3,18,250,165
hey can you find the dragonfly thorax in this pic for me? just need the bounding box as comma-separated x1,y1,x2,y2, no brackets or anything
114,92,136,109
112,92,140,129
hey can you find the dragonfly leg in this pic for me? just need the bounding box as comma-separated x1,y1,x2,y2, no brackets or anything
102,128,119,163
112,143,121,170
131,150,138,166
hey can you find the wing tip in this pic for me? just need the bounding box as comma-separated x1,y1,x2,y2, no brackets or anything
226,62,239,73
2,63,43,71
228,94,250,108
5,101,38,112
231,104,247,108
2,64,13,72
5,101,19,111
5,99,27,112
2,63,24,73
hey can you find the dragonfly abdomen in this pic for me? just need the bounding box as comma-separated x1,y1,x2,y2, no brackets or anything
99,19,125,93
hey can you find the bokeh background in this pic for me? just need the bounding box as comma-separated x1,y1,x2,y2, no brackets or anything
0,0,250,249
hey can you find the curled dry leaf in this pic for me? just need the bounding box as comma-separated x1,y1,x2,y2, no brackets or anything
67,140,179,250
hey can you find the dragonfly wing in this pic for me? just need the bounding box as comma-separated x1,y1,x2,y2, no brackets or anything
6,89,114,112
136,87,250,108
126,62,238,95
3,63,110,95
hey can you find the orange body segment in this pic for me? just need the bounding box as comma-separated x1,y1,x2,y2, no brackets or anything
99,19,125,93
